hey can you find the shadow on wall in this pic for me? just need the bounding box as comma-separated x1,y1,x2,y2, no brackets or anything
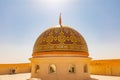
9,69,16,74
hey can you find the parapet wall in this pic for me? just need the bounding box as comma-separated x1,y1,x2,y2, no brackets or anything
90,59,120,76
0,63,31,75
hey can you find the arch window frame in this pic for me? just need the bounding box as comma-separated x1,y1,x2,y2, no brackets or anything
84,64,88,73
49,64,56,74
35,64,40,73
68,64,76,73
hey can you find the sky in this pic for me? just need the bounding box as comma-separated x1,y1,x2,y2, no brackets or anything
0,0,120,63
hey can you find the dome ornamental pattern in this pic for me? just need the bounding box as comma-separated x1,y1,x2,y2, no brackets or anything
33,26,88,54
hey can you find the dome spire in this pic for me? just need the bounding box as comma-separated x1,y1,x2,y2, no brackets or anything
59,13,62,28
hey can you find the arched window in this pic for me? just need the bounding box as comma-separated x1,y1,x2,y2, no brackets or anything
35,65,40,73
49,64,56,73
69,64,75,73
84,64,88,73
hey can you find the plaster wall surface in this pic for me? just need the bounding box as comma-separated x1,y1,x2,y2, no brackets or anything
30,57,91,80
0,63,31,75
90,59,120,76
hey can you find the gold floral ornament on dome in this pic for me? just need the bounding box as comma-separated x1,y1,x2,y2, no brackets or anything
46,32,54,43
58,31,66,43
70,32,77,43
33,27,88,53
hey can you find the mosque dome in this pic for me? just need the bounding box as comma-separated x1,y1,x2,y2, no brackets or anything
32,26,89,57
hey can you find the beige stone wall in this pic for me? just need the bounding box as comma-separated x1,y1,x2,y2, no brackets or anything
90,59,120,76
0,63,31,75
30,57,91,80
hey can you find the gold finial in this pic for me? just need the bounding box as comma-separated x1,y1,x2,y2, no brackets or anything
59,13,62,28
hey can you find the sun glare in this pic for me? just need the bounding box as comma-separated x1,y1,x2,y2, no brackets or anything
40,0,69,8
43,0,68,4
32,0,71,13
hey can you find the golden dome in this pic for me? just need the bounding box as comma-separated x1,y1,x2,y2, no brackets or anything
32,26,89,57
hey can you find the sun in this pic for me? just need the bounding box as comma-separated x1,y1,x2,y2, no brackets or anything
42,0,68,5
32,0,70,12
40,0,69,8
44,0,63,4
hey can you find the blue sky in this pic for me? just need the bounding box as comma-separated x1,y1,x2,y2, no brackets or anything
0,0,120,63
